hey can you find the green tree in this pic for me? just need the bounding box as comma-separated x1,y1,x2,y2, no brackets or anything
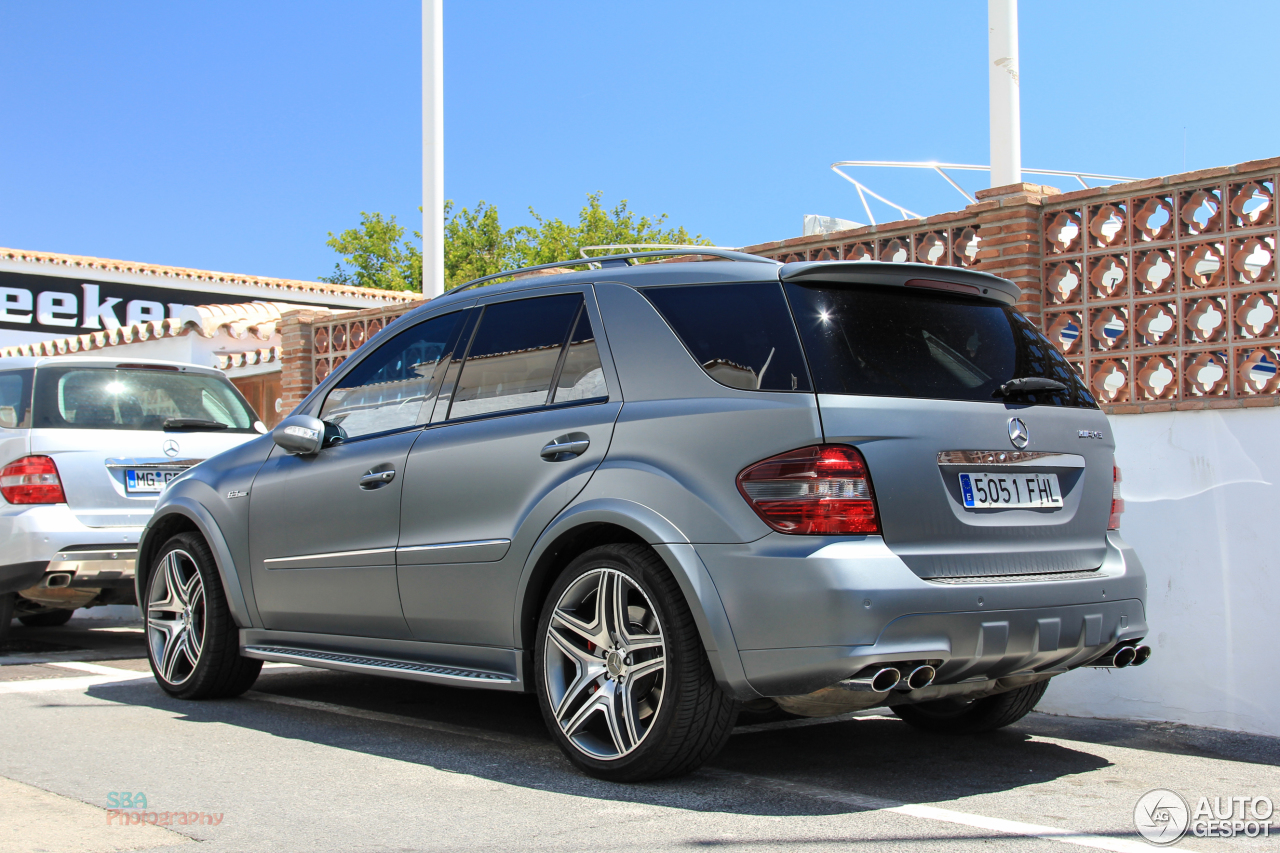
324,193,710,293
319,211,423,292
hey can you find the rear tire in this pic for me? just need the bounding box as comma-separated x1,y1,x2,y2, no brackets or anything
0,593,14,645
534,543,739,782
145,532,261,700
892,680,1049,734
18,609,74,628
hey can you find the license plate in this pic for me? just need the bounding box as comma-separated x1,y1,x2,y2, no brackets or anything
959,472,1063,509
125,469,181,494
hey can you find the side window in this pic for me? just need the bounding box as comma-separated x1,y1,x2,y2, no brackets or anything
552,307,606,404
320,311,463,439
641,281,812,392
449,294,583,420
0,370,32,429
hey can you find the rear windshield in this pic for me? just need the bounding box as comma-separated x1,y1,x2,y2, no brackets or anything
784,282,1097,408
32,366,258,431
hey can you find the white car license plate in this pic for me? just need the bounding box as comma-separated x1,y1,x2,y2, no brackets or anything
959,472,1062,509
125,469,180,495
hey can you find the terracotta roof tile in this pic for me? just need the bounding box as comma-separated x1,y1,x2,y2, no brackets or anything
0,246,422,304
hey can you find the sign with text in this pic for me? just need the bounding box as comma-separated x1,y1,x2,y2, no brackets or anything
0,270,329,340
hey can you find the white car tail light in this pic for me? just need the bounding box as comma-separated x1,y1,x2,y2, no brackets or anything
1,455,67,505
737,445,880,535
1109,463,1124,530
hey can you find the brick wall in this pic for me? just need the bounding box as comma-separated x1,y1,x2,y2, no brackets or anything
278,303,414,415
741,157,1280,415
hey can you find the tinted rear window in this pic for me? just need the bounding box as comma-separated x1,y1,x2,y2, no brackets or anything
642,282,811,392
32,367,259,431
784,282,1097,408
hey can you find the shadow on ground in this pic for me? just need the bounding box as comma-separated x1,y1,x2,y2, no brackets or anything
81,666,1122,818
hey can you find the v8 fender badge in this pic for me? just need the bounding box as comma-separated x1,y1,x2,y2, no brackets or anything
1077,430,1105,440
227,490,249,499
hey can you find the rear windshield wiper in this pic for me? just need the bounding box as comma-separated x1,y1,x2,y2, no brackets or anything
994,377,1068,397
164,418,230,431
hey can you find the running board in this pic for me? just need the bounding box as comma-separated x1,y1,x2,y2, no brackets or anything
242,645,517,687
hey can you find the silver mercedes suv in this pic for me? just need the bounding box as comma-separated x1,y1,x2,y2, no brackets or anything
137,251,1151,781
0,357,265,640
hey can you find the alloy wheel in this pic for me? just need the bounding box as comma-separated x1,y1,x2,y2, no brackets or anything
147,549,206,686
543,567,666,760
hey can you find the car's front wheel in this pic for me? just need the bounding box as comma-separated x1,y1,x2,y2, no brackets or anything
534,543,738,782
146,532,261,699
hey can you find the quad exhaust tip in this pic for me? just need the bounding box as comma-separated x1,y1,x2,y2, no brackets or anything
842,666,902,693
901,664,937,690
1091,643,1153,668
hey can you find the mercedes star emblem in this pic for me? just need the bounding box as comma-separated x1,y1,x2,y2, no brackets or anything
162,439,180,458
1008,418,1030,449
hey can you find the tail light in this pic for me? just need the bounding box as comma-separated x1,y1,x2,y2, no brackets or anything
737,445,880,535
1108,463,1124,530
1,456,67,505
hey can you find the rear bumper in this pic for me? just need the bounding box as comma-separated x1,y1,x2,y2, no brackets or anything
696,531,1147,696
0,504,141,594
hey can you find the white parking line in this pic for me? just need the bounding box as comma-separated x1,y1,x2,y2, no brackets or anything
0,670,150,694
0,660,299,695
700,769,1205,853
49,660,146,676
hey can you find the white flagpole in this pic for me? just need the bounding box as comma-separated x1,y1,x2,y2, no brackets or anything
988,0,1022,188
423,0,445,296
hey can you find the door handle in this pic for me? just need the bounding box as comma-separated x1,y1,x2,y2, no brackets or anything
359,469,396,489
540,438,590,460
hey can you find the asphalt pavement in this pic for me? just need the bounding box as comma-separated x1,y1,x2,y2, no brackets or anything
2,617,1277,853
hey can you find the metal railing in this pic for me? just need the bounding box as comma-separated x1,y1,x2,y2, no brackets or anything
831,161,1137,225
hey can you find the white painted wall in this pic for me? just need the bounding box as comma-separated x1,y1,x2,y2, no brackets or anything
1040,406,1280,737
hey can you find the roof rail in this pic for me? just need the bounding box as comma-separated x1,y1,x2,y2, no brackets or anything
447,247,779,296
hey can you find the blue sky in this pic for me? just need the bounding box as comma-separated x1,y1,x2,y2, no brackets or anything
1,1,1277,283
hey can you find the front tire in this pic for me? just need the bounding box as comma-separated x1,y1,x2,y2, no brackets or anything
145,532,261,699
534,543,738,782
892,680,1049,734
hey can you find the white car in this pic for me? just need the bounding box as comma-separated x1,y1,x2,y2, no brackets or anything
0,357,265,639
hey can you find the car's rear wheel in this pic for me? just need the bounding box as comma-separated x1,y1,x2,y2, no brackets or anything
17,608,74,628
146,532,261,699
534,543,738,782
0,593,14,645
892,680,1049,734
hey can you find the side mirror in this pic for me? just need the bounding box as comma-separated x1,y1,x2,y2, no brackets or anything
271,415,325,456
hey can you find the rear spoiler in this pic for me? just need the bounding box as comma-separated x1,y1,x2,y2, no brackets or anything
779,261,1020,306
